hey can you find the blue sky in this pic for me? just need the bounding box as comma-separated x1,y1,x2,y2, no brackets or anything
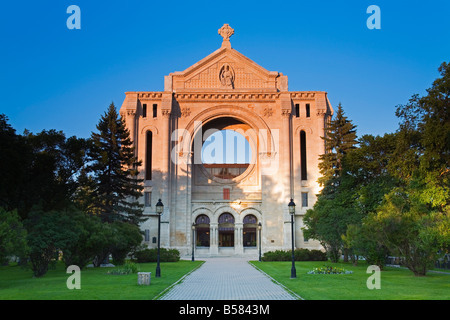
202,130,252,164
1,1,449,139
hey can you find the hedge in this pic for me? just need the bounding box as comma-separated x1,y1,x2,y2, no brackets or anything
134,248,180,263
262,248,327,262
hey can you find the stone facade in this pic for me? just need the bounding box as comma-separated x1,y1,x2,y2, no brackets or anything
119,25,333,257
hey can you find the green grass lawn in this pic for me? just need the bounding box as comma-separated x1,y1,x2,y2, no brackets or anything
0,260,204,300
250,261,450,300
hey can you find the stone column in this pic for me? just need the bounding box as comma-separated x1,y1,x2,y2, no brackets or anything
126,110,136,145
210,223,218,255
160,93,172,247
235,223,243,255
281,97,293,250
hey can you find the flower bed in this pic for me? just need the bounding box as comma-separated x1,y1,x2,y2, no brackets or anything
307,265,353,274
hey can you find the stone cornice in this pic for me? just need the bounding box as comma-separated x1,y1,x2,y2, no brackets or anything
127,90,326,102
174,92,279,102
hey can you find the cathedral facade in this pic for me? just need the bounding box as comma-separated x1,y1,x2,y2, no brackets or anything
119,24,333,257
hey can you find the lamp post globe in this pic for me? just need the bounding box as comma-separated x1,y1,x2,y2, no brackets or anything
156,199,164,214
155,199,163,277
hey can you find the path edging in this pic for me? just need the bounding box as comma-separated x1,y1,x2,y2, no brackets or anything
153,261,206,300
248,261,305,300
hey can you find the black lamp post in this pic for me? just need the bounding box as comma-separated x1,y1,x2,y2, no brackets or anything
191,222,196,262
258,222,262,262
288,198,297,278
155,199,164,278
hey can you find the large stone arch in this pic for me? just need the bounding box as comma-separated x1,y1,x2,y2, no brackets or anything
178,105,277,158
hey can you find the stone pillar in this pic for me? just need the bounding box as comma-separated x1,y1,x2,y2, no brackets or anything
161,93,172,247
121,92,138,147
210,223,218,255
125,110,136,144
235,223,243,255
280,94,293,250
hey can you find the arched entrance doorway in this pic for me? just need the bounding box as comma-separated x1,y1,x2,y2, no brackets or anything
218,213,235,247
243,214,258,247
195,214,210,247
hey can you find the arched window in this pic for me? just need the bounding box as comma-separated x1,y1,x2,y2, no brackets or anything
243,214,258,247
300,130,307,180
195,215,210,247
218,213,235,247
145,131,152,180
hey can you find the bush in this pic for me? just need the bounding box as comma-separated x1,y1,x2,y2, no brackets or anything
26,206,78,277
107,261,139,275
109,221,143,265
134,248,180,263
261,250,290,261
294,248,311,261
61,211,104,269
309,249,328,261
262,248,328,262
0,208,29,265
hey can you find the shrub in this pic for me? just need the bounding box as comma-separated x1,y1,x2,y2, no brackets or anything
294,248,311,261
262,248,328,262
107,261,139,275
309,249,328,261
109,221,143,265
261,250,290,261
134,248,180,263
26,207,79,277
0,208,29,265
61,211,104,269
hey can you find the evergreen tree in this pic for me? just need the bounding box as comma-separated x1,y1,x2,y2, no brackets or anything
87,103,144,225
304,103,358,262
318,103,357,187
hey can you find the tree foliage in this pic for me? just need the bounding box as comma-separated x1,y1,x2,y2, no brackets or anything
318,103,357,187
86,103,144,224
0,208,29,265
0,102,148,277
304,103,358,262
306,62,449,274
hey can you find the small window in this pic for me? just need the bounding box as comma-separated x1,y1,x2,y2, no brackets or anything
306,104,311,118
223,188,230,200
144,192,151,207
153,104,158,118
142,104,147,118
295,104,300,118
302,192,308,207
144,229,150,242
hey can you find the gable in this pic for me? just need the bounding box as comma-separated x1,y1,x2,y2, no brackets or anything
165,47,287,92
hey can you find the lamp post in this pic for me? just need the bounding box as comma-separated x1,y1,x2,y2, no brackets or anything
288,198,296,278
258,222,262,262
155,199,164,278
191,223,196,262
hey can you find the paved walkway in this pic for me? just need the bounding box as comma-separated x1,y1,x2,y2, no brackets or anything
159,257,299,300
